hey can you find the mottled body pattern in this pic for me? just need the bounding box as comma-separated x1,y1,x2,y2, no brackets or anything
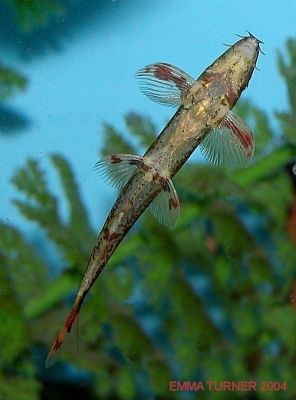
46,34,262,366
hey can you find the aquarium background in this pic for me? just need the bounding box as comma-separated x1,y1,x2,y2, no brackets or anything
0,1,295,399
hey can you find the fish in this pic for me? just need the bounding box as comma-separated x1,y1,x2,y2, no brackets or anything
46,32,262,367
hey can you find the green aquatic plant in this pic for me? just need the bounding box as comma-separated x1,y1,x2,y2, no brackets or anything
1,40,296,399
0,63,27,101
0,0,62,117
3,0,64,32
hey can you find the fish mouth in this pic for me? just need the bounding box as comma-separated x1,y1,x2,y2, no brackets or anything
236,31,265,60
236,31,264,57
236,31,264,45
245,31,264,45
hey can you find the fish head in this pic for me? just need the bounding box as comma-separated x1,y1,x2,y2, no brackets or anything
233,33,262,70
223,33,262,101
202,33,263,108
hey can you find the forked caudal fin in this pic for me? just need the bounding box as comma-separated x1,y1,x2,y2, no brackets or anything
46,304,81,368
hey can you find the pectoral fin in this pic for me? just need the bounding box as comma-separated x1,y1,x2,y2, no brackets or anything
136,62,195,107
200,111,255,168
149,178,180,229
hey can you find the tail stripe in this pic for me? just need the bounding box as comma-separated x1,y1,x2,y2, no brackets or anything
46,305,80,368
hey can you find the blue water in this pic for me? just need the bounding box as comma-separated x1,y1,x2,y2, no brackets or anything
1,0,295,239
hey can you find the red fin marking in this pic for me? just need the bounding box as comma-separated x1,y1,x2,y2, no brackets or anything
227,119,253,151
65,305,81,333
136,63,196,107
154,64,170,79
169,197,179,210
222,116,254,160
110,154,123,164
46,326,67,368
154,65,186,90
46,305,80,368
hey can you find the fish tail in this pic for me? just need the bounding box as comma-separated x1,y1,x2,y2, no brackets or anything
46,304,81,368
46,233,113,368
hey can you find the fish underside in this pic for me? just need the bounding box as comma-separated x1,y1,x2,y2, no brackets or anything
46,33,262,367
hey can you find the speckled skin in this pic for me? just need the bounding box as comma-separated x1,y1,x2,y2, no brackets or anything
46,35,261,366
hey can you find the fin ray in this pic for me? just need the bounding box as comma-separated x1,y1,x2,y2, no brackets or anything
94,154,143,189
149,178,180,229
136,62,195,107
200,111,255,168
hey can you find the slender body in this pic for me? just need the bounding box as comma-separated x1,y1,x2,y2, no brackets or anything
46,33,262,366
